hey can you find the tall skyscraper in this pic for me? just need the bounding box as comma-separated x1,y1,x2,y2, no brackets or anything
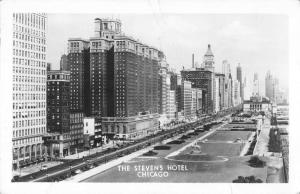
215,73,225,111
67,38,90,115
233,80,241,106
203,44,215,72
181,69,213,114
222,60,233,108
236,64,243,100
252,73,260,97
158,53,169,115
90,18,121,118
12,13,47,169
67,18,162,141
265,71,273,101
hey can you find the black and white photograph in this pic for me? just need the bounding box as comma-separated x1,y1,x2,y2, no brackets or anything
0,0,299,193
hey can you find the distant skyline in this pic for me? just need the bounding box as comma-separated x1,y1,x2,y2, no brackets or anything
46,14,289,96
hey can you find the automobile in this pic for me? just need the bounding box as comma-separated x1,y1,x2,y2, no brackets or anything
234,138,242,143
40,165,48,171
74,169,82,174
87,164,95,169
81,166,89,171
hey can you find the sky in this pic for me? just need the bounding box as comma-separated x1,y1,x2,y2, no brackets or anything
47,14,289,96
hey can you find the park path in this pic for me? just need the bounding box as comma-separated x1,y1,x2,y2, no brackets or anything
253,118,271,156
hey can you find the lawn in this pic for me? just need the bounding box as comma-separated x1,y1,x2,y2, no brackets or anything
207,131,251,141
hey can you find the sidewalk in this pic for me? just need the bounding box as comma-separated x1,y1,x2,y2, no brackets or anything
253,118,271,156
65,144,156,182
12,161,63,177
63,141,115,160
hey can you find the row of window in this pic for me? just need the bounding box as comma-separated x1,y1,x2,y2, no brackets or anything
13,13,46,30
13,48,46,60
13,58,46,68
13,24,46,38
13,127,46,139
47,74,70,80
13,75,46,84
13,136,43,146
13,102,46,110
13,110,46,119
13,119,46,129
70,140,84,145
13,84,46,92
13,65,46,75
13,93,45,101
13,31,46,45
13,40,46,52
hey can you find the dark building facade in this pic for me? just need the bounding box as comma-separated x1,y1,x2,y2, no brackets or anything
89,37,115,118
67,38,91,116
215,73,225,110
181,68,213,114
67,39,90,149
46,70,71,157
60,54,69,71
236,64,243,100
101,35,160,140
113,36,159,117
70,112,84,151
47,71,70,134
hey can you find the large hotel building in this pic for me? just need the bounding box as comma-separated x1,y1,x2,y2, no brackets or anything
67,18,161,141
12,13,47,169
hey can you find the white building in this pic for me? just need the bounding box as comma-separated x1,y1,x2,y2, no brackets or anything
83,117,95,136
12,13,47,169
167,90,177,120
252,73,260,97
181,80,192,119
243,97,271,112
214,77,220,112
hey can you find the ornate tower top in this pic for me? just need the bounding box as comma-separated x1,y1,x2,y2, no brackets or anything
203,44,215,71
204,44,214,57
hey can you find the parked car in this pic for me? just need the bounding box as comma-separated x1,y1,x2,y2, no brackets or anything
40,165,48,171
74,169,82,174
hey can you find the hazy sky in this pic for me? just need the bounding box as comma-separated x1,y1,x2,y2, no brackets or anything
47,14,289,95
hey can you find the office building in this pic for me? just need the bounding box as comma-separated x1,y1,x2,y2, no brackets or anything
181,68,213,114
69,112,84,151
214,76,220,112
236,64,243,100
12,13,47,169
253,73,260,97
158,55,169,115
167,90,177,120
45,70,71,157
180,80,193,118
215,73,225,110
222,60,233,109
233,80,241,106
